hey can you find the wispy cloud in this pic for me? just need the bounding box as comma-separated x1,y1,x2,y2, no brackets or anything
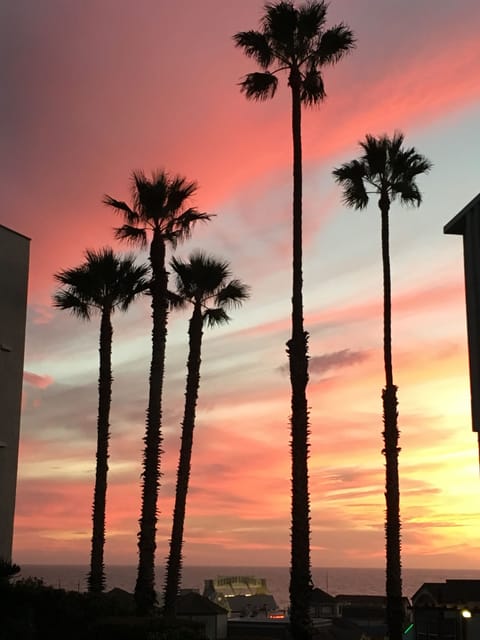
23,371,54,389
309,349,369,376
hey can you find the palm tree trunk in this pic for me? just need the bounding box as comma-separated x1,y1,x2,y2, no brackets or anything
135,232,168,614
88,306,113,594
380,195,403,640
164,303,203,617
381,196,394,391
288,69,313,640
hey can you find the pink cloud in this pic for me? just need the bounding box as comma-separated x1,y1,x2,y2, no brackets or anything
28,304,55,326
231,278,463,344
308,279,464,330
2,1,479,306
7,1,480,568
23,371,54,389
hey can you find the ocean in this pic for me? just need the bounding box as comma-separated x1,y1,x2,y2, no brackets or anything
17,565,480,610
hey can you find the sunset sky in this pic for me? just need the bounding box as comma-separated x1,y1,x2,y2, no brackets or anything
3,0,480,570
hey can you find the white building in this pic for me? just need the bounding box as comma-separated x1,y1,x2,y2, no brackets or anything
0,224,30,562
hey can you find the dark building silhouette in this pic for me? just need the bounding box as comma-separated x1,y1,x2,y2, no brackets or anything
412,579,480,639
445,193,480,466
0,225,29,562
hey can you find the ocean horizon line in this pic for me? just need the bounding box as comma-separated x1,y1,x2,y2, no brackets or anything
18,563,478,571
16,564,480,603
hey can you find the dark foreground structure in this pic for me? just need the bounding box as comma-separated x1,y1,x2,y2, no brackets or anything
444,192,480,467
412,579,480,640
0,225,29,563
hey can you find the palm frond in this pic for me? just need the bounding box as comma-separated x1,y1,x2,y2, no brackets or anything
116,261,150,312
297,1,327,41
233,30,273,68
317,24,356,65
171,252,249,323
166,289,187,310
171,252,230,300
53,266,81,287
84,247,113,265
165,175,198,213
390,145,432,186
391,180,422,206
103,195,139,226
410,155,432,177
203,307,230,328
132,169,168,222
290,2,326,64
381,132,432,205
387,130,405,158
239,72,278,100
188,251,230,274
54,264,94,297
332,159,369,210
264,1,297,57
215,280,251,308
165,209,211,246
144,169,170,197
360,133,389,179
52,289,92,320
114,225,148,247
195,254,230,294
301,66,326,104
170,255,195,298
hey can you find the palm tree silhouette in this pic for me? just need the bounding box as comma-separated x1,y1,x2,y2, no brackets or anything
104,171,210,613
234,3,354,636
333,132,431,640
163,251,249,617
53,248,149,594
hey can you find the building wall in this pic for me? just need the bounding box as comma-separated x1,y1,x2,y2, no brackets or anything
0,225,30,562
413,607,480,640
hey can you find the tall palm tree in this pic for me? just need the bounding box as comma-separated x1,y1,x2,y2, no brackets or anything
163,252,250,617
234,3,354,637
333,132,431,640
53,248,149,594
104,171,210,613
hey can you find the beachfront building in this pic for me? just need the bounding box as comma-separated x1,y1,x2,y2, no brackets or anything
335,594,388,638
204,575,269,599
412,580,480,639
176,592,228,640
203,574,279,619
0,224,30,562
310,587,339,619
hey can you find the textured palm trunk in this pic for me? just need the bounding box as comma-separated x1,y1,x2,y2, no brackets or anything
88,305,113,593
288,68,313,640
380,195,403,640
135,232,168,614
164,302,203,617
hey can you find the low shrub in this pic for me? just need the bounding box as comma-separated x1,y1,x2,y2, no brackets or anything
0,579,205,639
